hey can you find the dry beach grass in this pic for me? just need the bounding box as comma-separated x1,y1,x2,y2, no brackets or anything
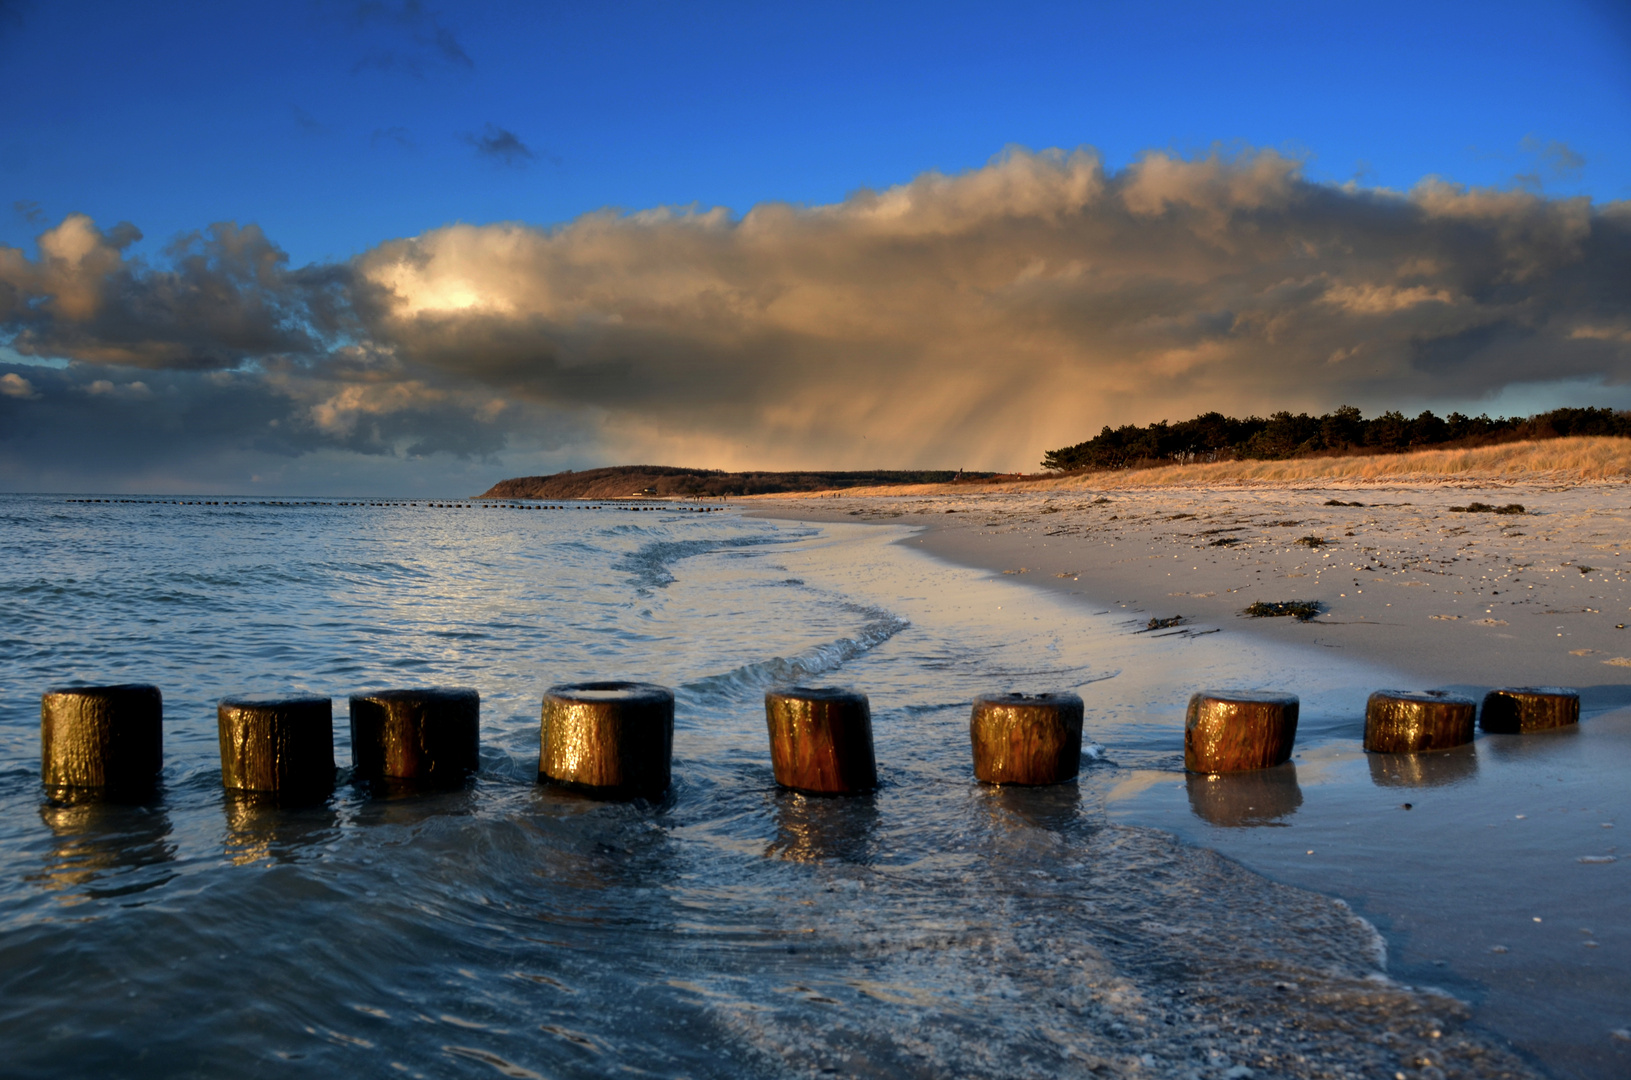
798,436,1631,497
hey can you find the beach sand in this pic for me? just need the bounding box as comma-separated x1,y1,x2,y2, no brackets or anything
752,475,1631,1079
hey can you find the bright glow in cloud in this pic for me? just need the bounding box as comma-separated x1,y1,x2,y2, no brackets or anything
2,145,1629,481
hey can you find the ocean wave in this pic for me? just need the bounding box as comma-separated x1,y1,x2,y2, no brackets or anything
679,608,910,710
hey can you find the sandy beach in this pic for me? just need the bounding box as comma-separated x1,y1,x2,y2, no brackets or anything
755,473,1631,693
752,467,1631,1080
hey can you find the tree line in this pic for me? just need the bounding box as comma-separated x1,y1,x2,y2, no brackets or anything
1040,406,1631,472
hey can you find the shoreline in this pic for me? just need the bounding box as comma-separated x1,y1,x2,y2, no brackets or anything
749,478,1631,695
750,480,1631,1079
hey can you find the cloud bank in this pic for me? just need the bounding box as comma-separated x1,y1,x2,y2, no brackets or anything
3,146,1629,489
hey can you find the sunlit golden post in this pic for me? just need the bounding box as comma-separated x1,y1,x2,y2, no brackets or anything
349,687,480,790
40,684,163,802
216,695,335,803
1478,687,1580,733
764,687,877,795
538,682,673,800
1184,691,1299,773
968,691,1084,785
1362,690,1476,754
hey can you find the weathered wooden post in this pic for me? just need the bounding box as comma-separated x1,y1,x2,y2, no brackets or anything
217,695,335,800
40,684,163,800
1363,690,1476,753
764,687,877,795
1184,691,1299,773
350,687,480,789
1479,687,1580,733
539,682,673,799
969,691,1083,785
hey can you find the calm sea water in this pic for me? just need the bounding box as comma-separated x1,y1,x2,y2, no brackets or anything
0,494,1513,1078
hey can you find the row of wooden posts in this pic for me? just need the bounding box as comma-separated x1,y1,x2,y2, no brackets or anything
39,682,1580,803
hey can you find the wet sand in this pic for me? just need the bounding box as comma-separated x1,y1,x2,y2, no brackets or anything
752,478,1631,1079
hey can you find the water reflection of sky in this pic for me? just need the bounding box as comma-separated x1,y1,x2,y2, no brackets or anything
0,496,1614,1077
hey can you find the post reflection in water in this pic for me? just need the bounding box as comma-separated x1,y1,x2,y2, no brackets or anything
30,799,176,901
221,792,340,866
1186,763,1303,827
765,790,879,863
1366,745,1479,788
977,780,1084,837
1478,723,1580,763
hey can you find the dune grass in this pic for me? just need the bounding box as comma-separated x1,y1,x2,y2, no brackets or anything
1090,436,1631,487
768,437,1631,498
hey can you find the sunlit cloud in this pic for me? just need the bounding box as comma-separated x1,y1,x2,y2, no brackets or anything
2,144,1628,481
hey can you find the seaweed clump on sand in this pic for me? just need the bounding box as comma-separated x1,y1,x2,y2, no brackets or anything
1244,600,1323,621
1295,535,1330,547
1449,502,1525,514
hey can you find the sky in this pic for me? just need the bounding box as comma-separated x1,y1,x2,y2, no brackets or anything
1,0,1629,495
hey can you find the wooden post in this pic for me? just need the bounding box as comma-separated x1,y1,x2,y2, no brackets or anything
1363,690,1475,753
41,684,163,800
969,691,1084,785
217,696,335,800
764,687,877,795
1184,691,1299,773
350,687,480,789
1479,687,1580,733
539,682,673,799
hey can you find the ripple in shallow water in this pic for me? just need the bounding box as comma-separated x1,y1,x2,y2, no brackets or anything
0,496,1540,1077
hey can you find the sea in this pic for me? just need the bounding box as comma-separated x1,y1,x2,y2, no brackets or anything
0,492,1608,1078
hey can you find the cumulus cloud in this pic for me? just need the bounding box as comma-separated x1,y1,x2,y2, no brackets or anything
0,214,351,367
2,145,1629,481
352,146,1631,467
1,371,37,398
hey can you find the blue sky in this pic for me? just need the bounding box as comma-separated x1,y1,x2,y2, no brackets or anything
5,0,1626,264
1,1,1628,492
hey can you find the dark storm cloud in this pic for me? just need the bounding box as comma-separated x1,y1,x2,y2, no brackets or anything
0,358,511,485
462,123,533,166
352,148,1631,465
3,146,1629,473
0,215,349,369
